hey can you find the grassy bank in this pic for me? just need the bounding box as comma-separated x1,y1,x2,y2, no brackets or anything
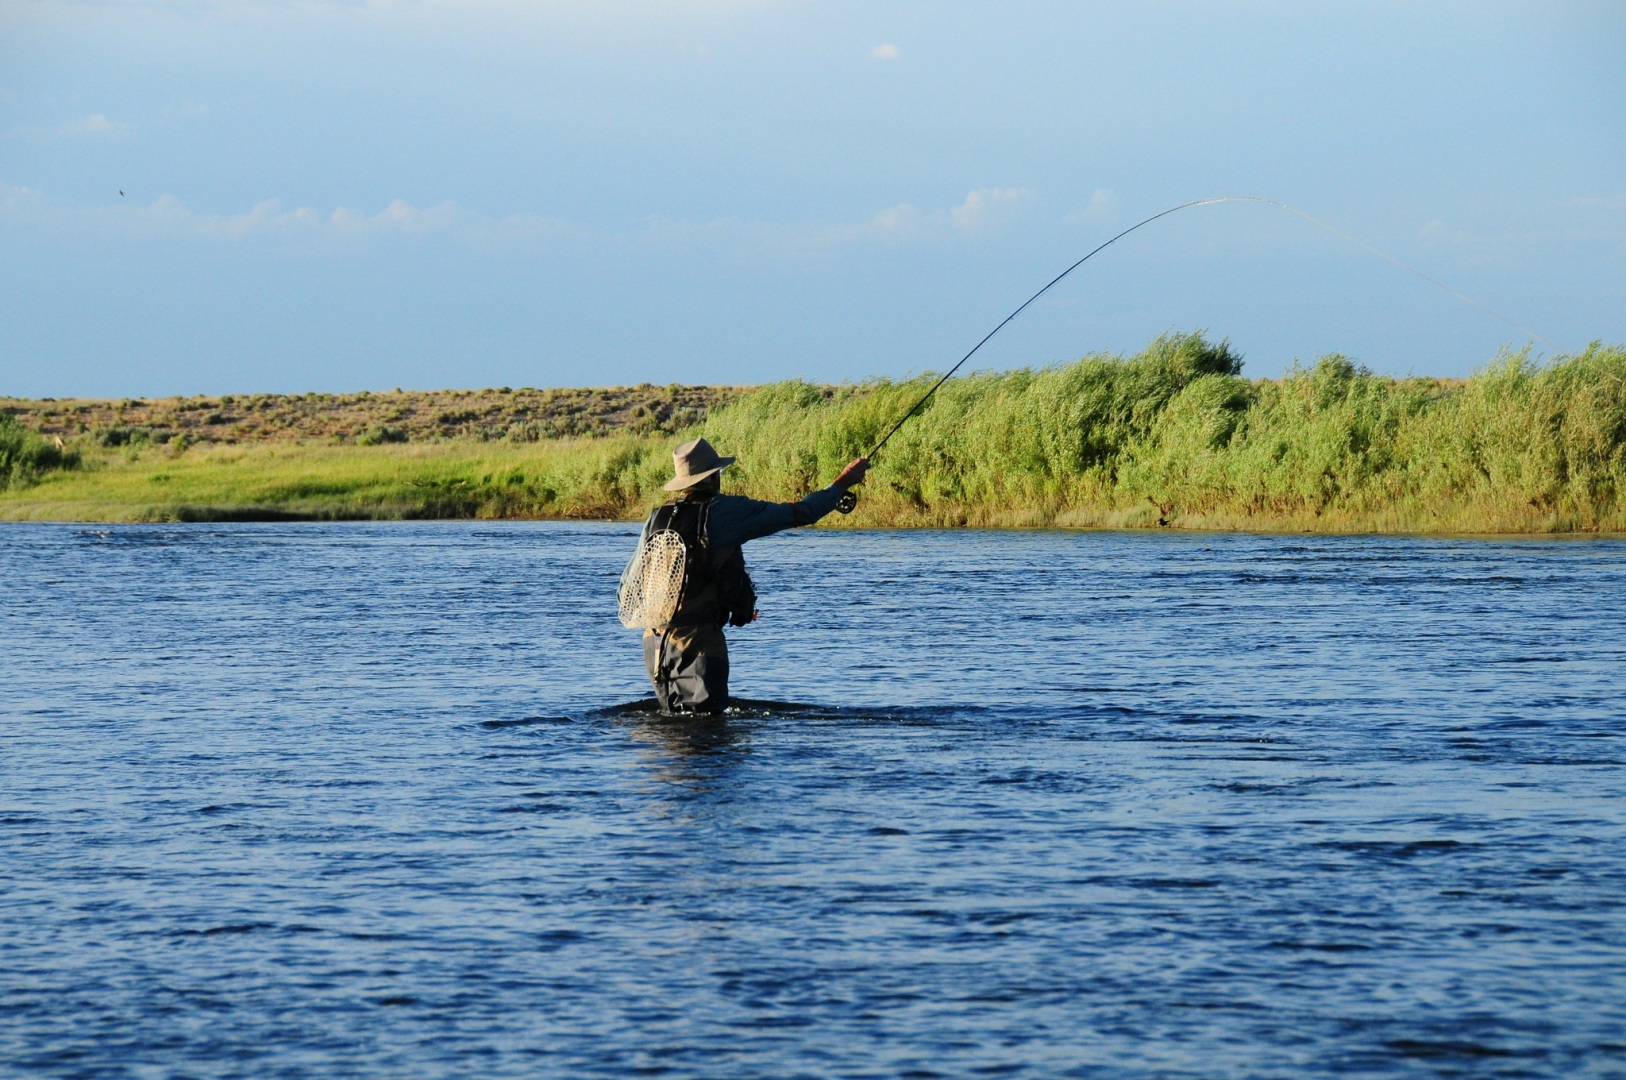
705,335,1626,532
4,334,1624,532
0,437,676,522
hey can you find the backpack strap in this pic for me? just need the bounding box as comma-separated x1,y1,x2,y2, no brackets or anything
647,503,678,533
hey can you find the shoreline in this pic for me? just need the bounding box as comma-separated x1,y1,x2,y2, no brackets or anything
1,437,1620,536
3,512,1622,541
8,336,1624,535
3,431,1622,535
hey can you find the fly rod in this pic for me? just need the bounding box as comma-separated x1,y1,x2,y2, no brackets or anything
835,194,1553,514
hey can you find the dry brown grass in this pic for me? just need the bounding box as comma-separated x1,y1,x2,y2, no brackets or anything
1,383,745,447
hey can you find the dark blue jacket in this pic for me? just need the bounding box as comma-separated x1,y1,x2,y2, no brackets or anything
699,486,848,548
633,485,848,630
636,485,847,549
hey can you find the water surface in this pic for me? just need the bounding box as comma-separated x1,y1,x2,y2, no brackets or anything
3,523,1624,1077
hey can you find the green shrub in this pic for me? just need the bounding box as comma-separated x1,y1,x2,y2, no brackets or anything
356,424,409,446
695,335,1626,531
0,414,79,488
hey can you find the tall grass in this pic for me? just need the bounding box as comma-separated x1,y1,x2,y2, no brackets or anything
4,334,1622,532
702,334,1626,532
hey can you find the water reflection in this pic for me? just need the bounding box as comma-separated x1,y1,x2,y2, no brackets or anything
611,702,752,810
619,700,828,798
627,712,744,758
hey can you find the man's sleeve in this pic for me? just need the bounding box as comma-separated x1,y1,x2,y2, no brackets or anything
709,487,847,547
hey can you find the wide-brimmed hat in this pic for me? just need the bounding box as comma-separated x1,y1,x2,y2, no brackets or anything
663,437,736,491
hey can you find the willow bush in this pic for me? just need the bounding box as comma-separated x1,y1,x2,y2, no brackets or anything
0,413,78,489
701,335,1626,532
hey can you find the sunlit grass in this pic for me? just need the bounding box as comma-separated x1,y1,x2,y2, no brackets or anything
705,334,1626,533
5,334,1623,533
0,437,675,522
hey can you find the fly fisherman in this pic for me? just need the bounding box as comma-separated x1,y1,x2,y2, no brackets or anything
629,437,869,713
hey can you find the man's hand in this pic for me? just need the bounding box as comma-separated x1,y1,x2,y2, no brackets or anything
833,457,870,490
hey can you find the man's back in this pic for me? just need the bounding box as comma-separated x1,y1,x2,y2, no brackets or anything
633,438,869,713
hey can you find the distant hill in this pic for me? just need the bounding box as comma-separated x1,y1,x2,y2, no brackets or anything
0,384,747,448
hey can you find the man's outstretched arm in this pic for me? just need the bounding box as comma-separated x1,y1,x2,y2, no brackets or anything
707,458,870,548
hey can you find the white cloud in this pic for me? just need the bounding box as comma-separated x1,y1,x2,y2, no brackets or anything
949,186,1031,229
864,190,1032,241
162,100,213,120
869,43,899,60
871,203,921,232
14,113,135,140
1064,188,1117,224
332,199,474,235
0,181,1046,258
218,198,321,238
1571,194,1626,209
0,184,580,247
601,188,1043,261
0,180,46,215
8,0,781,22
68,113,125,136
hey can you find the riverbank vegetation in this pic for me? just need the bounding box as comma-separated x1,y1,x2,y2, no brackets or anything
707,334,1626,533
0,414,79,491
4,334,1623,532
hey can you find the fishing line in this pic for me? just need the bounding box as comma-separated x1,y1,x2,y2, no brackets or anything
836,195,1554,512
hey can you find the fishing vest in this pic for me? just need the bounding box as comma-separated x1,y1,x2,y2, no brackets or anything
644,496,757,629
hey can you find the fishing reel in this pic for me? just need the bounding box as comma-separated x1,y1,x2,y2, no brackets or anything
836,490,858,515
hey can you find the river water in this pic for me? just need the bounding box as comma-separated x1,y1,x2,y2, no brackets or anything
2,522,1624,1078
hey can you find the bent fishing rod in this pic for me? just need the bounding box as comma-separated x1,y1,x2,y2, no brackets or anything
834,194,1553,514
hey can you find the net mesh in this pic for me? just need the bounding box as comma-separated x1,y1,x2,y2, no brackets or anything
617,530,688,629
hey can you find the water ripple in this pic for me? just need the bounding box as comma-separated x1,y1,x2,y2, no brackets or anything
2,523,1624,1077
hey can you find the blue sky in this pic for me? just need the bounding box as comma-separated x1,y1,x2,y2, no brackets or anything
2,0,1622,397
